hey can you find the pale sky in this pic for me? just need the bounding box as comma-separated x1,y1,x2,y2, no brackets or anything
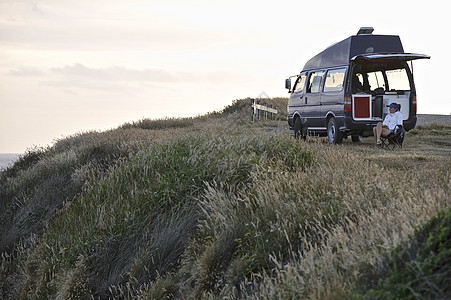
0,0,448,153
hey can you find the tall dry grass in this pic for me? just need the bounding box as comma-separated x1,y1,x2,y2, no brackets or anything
246,143,450,299
1,99,450,299
175,139,449,299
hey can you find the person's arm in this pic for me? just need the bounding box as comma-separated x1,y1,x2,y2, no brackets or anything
396,112,403,126
382,115,389,128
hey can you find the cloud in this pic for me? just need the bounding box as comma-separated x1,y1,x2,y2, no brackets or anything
0,0,268,55
50,63,182,83
7,64,187,82
8,67,46,77
5,62,251,97
0,0,229,53
34,64,188,95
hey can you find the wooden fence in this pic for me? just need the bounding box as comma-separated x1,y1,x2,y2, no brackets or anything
250,99,278,122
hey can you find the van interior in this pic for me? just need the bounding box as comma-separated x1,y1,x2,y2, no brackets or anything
351,61,412,121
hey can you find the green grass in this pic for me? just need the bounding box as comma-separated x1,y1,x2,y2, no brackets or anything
1,99,450,299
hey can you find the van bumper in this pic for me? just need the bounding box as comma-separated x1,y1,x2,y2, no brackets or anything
343,115,417,136
405,116,417,130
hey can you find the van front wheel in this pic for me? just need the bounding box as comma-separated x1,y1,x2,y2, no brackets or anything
293,117,306,140
327,117,343,144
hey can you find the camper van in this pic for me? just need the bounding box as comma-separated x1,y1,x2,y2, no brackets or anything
285,27,430,143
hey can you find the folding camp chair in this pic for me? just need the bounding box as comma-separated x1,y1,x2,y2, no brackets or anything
381,125,405,150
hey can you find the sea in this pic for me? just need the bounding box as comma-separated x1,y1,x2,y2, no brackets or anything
0,153,21,171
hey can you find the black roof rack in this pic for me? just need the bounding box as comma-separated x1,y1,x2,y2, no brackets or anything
357,27,374,35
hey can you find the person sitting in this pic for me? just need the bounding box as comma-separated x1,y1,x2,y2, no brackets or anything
373,103,403,147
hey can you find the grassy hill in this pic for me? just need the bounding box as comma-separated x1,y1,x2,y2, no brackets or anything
1,98,450,299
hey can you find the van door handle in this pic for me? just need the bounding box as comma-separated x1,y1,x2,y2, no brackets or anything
305,96,308,104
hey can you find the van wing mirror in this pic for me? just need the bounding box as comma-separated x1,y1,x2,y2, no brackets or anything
285,78,292,92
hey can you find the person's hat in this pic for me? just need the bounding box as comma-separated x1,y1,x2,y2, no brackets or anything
387,103,399,109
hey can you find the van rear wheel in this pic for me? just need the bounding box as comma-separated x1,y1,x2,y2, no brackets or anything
327,117,343,144
351,135,363,142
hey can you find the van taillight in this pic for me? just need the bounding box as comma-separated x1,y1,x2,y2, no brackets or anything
344,97,352,112
412,96,417,112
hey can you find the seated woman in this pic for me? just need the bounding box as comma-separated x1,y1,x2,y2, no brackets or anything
373,103,403,147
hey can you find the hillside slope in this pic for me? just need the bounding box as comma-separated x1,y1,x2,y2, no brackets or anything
1,98,450,299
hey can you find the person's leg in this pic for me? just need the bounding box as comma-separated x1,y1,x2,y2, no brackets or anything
381,127,391,138
373,126,377,144
374,122,383,145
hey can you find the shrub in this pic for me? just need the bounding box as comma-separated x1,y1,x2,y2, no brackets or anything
355,207,451,299
120,117,198,130
0,146,46,179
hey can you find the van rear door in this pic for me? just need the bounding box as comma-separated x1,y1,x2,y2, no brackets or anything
351,53,430,63
350,53,429,129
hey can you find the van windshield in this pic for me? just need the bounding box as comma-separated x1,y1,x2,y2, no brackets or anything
294,73,307,93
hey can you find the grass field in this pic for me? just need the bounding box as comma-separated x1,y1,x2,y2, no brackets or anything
1,98,450,299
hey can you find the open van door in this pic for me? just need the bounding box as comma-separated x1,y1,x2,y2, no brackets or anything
350,52,430,130
351,53,430,63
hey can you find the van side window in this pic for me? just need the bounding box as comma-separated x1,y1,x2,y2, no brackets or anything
367,71,385,91
307,71,325,93
324,68,346,92
294,73,307,93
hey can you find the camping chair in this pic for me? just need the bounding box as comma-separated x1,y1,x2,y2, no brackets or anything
381,125,405,150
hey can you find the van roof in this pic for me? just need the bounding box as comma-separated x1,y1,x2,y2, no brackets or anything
302,34,404,71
